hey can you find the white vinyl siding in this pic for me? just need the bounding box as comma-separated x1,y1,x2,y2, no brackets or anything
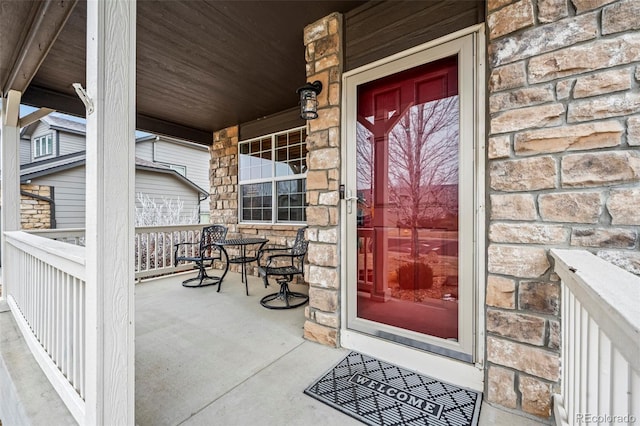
29,165,86,229
134,140,154,161
135,169,201,224
20,138,32,165
151,139,210,193
28,166,202,229
21,131,84,165
137,137,210,222
30,121,50,139
58,132,86,156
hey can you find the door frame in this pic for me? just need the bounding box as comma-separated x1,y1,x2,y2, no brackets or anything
339,24,486,391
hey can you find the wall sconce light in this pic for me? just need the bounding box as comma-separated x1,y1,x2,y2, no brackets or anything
297,80,323,120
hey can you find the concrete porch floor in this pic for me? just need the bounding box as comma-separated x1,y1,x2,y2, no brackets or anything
1,269,545,425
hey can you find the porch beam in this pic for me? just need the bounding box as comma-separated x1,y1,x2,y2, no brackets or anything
136,113,213,146
2,90,21,126
1,0,78,94
19,107,55,128
22,86,214,145
1,90,22,297
84,0,136,424
22,85,86,117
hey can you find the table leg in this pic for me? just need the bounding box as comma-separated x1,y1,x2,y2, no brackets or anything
217,246,229,293
243,245,249,295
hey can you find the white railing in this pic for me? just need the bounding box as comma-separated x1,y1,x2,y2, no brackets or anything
551,249,639,426
4,230,86,423
27,228,86,246
30,224,207,279
134,224,205,279
7,224,207,423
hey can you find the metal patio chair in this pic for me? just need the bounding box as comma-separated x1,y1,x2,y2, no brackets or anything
257,227,309,309
174,224,228,288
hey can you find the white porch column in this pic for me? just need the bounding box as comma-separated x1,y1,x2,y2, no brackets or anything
84,1,136,424
1,90,22,297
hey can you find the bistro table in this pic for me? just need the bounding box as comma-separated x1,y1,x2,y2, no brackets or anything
215,237,268,295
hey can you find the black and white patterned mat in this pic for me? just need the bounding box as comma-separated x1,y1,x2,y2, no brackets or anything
304,351,482,426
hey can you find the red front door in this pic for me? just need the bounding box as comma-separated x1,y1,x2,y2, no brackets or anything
355,55,461,341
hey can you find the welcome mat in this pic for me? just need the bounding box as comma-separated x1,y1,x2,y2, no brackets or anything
304,351,482,426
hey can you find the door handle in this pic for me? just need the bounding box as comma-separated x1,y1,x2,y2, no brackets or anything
345,191,358,214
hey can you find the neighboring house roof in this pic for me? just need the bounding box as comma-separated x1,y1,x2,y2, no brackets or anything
19,151,209,198
21,113,86,137
43,114,86,135
136,134,156,143
16,115,209,199
19,151,86,178
22,114,208,151
21,114,208,156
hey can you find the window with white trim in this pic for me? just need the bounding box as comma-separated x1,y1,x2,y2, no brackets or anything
33,134,54,158
238,127,307,223
167,164,187,176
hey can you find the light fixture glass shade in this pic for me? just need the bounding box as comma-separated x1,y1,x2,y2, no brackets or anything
300,91,319,120
297,81,323,120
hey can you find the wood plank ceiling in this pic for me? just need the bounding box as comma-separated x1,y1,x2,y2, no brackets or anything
1,0,365,144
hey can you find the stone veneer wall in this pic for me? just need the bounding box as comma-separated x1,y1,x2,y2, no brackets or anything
210,125,240,233
301,13,343,346
486,0,639,420
20,184,52,229
0,184,52,229
0,183,51,230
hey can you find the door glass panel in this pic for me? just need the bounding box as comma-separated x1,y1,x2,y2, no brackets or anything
356,56,460,340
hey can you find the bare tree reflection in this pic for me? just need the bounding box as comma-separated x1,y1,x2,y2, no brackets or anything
356,97,459,257
356,123,374,225
388,96,459,258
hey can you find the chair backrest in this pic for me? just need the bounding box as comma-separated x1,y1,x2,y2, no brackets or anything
200,225,227,251
292,226,308,257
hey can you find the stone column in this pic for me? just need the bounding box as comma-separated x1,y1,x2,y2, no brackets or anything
210,125,239,233
486,0,640,419
302,13,343,347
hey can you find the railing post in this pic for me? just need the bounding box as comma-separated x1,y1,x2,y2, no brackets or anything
551,249,640,426
84,0,136,424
